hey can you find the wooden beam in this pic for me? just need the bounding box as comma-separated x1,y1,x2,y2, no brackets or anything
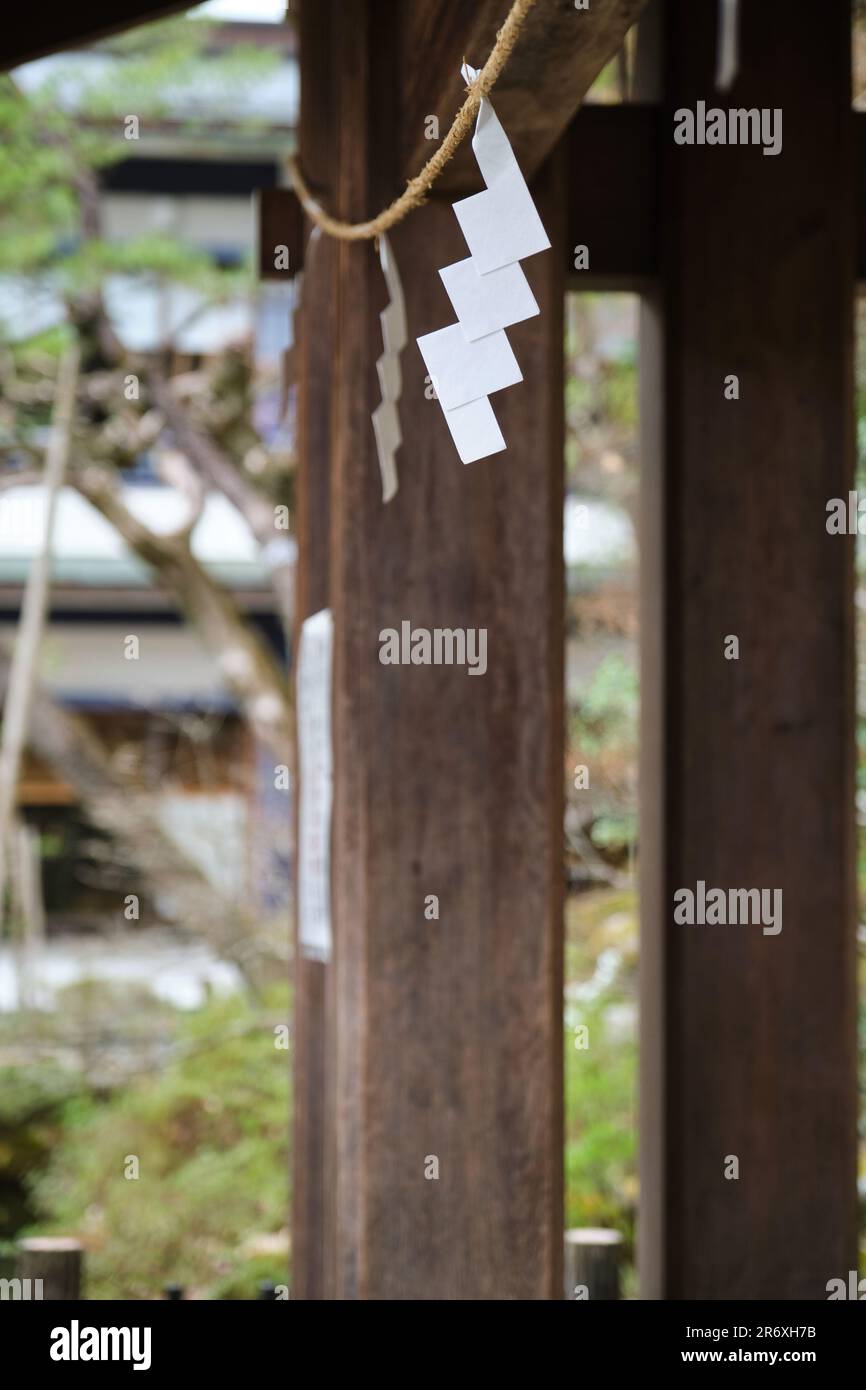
291,0,339,1302
266,99,866,288
401,0,649,193
0,3,188,70
640,0,858,1299
275,100,662,288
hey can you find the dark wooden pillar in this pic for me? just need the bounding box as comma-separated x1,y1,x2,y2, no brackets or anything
294,0,564,1299
640,0,858,1298
291,0,338,1301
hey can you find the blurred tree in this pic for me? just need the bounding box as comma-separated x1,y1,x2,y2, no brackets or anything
0,16,295,978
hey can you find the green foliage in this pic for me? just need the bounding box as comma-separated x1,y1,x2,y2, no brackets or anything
0,16,274,299
25,986,290,1300
564,1008,636,1234
55,235,247,301
570,653,638,759
569,653,638,856
0,1064,86,1248
564,889,637,1249
0,1064,84,1127
565,294,638,486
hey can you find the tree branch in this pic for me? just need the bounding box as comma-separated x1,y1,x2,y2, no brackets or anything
70,464,293,760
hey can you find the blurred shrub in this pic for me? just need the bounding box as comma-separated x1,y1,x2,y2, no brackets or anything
564,890,637,1266
0,1064,86,1263
25,985,290,1299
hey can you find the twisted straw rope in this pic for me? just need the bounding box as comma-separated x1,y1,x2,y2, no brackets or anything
287,0,539,241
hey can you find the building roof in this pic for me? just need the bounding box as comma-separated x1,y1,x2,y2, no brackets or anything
0,482,270,592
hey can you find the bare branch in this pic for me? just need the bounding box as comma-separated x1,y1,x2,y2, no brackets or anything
148,369,295,640
71,464,292,759
0,344,80,928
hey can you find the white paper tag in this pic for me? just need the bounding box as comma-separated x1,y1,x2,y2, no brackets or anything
297,608,333,962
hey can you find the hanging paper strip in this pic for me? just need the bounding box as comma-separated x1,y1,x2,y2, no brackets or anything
297,607,333,963
417,63,550,464
371,231,407,502
715,0,740,91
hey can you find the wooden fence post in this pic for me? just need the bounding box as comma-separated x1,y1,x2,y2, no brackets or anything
17,1237,82,1300
564,1228,623,1300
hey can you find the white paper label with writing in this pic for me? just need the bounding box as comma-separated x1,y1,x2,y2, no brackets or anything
297,608,333,962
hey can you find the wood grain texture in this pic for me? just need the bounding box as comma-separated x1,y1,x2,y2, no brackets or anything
290,0,339,1302
402,0,648,193
290,0,566,1299
256,189,304,281
640,0,858,1299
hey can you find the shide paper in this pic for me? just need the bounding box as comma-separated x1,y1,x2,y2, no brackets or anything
417,63,550,465
371,231,408,502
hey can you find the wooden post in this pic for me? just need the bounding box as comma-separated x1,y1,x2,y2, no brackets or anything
639,0,858,1298
17,1237,82,1300
293,0,565,1299
291,0,339,1302
564,1228,623,1300
256,188,304,282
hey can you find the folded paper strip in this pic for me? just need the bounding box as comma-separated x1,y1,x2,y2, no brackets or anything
417,63,550,464
371,231,408,502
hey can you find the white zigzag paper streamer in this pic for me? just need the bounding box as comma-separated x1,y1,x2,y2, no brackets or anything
371,232,407,502
417,63,550,465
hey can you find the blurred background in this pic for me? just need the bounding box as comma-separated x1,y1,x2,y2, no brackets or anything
0,0,295,1299
0,1,863,1300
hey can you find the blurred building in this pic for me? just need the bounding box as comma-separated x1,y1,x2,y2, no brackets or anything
0,15,297,930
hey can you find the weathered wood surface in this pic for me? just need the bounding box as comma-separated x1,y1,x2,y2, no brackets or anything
564,1228,623,1300
256,188,304,282
290,0,339,1303
17,1238,83,1300
639,0,858,1299
292,0,565,1299
402,0,649,193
